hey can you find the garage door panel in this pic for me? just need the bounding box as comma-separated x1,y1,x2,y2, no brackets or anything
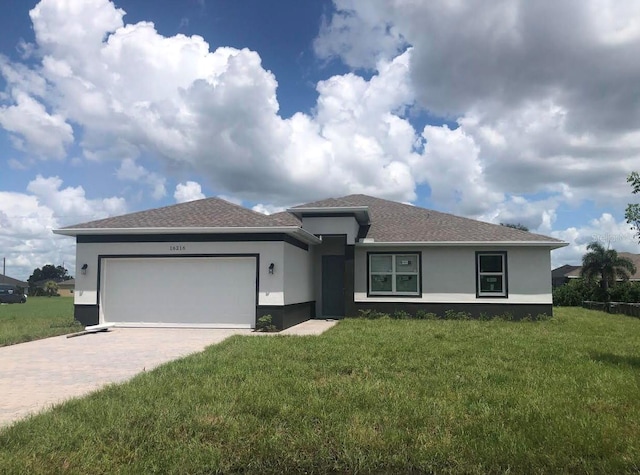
101,257,256,327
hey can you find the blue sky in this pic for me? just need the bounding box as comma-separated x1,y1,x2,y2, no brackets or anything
1,0,640,280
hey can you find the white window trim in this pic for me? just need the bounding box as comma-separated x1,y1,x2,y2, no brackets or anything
477,252,507,297
369,253,420,296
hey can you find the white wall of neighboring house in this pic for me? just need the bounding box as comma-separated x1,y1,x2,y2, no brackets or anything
353,246,553,304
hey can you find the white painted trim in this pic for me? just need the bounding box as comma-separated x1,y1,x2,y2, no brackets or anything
53,226,321,245
357,241,567,249
94,322,253,329
354,292,551,304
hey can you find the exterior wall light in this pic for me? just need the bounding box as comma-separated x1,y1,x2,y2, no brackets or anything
81,263,88,275
268,263,275,274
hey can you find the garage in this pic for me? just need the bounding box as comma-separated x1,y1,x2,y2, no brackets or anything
99,256,257,328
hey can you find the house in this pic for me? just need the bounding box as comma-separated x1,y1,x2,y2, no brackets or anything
551,264,580,288
31,278,75,297
57,279,75,297
562,253,640,282
53,194,567,329
0,274,28,291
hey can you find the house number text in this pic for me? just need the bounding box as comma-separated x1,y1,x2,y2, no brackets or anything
170,245,186,251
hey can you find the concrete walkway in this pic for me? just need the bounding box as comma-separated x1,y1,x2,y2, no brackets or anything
279,318,338,336
0,319,337,428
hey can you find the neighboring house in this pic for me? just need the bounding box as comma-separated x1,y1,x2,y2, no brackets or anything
31,278,74,296
53,194,567,329
551,265,581,288
563,253,640,282
0,274,28,290
57,279,75,297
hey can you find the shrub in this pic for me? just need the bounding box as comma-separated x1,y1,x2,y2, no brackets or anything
478,312,492,321
357,309,390,319
554,278,640,306
553,279,599,306
444,309,472,320
391,310,412,320
416,310,439,320
609,281,640,303
256,315,277,332
494,311,515,321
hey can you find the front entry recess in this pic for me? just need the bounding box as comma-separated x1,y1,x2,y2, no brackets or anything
322,255,345,317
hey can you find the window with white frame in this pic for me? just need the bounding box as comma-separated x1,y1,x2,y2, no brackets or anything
369,253,420,295
477,252,507,297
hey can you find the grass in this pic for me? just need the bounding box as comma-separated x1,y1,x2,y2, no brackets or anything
0,297,80,347
1,307,640,473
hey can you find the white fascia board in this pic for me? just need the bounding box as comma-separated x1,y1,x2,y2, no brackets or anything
356,241,568,250
53,226,322,245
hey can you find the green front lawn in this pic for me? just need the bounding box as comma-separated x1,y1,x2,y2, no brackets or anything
0,297,80,347
1,308,640,473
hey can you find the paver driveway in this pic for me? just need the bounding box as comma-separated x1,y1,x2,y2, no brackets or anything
0,328,252,427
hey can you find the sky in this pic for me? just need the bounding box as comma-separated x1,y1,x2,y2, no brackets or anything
2,0,640,281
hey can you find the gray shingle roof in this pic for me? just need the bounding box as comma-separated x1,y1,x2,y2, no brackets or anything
552,264,581,278
293,194,563,243
61,194,563,243
62,198,295,230
0,274,28,287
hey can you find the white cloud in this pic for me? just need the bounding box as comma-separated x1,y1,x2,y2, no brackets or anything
314,0,640,222
314,0,407,69
0,175,126,281
2,0,640,247
174,181,205,203
0,0,424,207
410,124,503,216
252,203,286,215
116,158,166,200
551,214,640,268
0,91,73,158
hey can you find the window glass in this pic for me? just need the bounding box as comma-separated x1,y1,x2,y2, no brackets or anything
480,254,503,273
395,255,417,273
371,274,393,292
396,274,418,293
480,275,503,293
370,255,393,273
369,253,420,295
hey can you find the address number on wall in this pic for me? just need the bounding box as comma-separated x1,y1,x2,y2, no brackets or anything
170,245,186,251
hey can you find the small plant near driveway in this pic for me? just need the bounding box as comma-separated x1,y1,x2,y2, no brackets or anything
256,314,277,332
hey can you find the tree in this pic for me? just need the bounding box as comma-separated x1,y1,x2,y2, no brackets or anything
27,265,71,295
44,280,59,297
500,223,529,232
580,241,636,301
626,172,640,241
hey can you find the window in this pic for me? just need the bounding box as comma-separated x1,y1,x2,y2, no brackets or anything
476,252,507,297
369,253,420,296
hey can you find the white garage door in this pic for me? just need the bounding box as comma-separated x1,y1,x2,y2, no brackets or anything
100,256,256,328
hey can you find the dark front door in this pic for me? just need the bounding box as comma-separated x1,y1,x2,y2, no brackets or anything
322,255,345,317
